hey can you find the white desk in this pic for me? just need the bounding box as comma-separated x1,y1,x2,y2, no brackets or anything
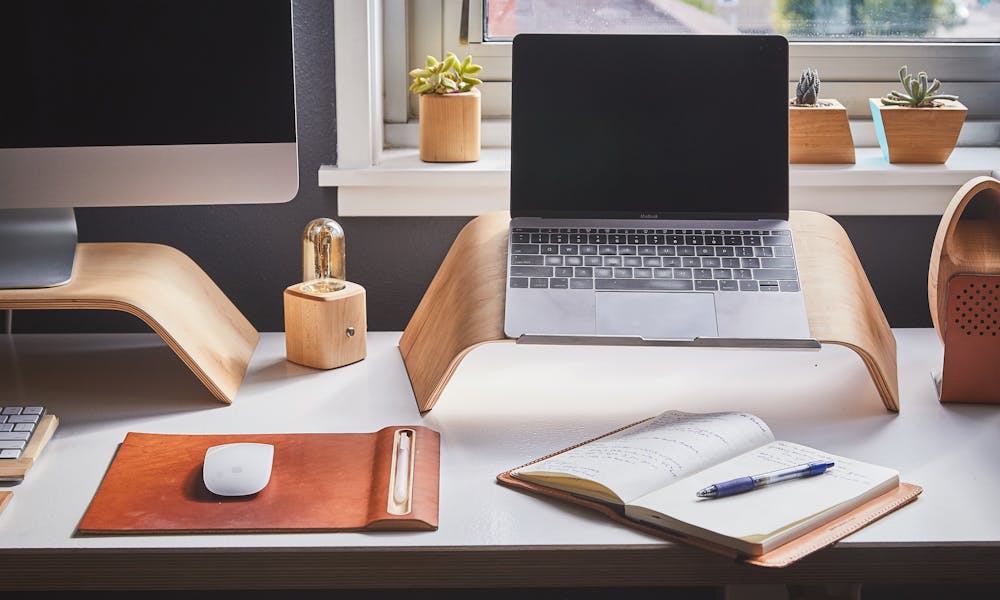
1,330,998,590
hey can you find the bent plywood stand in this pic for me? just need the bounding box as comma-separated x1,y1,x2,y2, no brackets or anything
0,243,258,405
400,210,899,413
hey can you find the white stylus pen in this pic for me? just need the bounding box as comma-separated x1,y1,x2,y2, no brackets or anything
393,431,411,504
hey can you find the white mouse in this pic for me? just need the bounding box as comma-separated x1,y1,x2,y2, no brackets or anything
202,442,274,497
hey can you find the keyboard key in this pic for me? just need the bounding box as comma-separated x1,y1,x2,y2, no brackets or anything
551,233,568,244
735,247,755,257
511,244,540,255
509,277,529,288
702,257,721,268
540,244,559,254
544,256,563,266
580,244,598,255
574,267,593,277
762,257,796,268
529,278,548,288
721,257,739,268
618,245,637,255
713,269,733,279
570,278,594,289
739,280,759,291
764,235,792,246
634,268,653,278
677,246,695,256
695,280,719,291
565,256,583,266
741,258,761,268
614,268,633,278
715,246,735,256
511,232,531,243
734,269,753,279
720,280,739,291
604,256,623,267
584,256,602,266
637,246,656,256
673,268,693,279
550,278,569,289
754,246,775,257
529,233,549,243
653,268,673,278
599,245,617,255
662,257,681,267
696,246,714,256
594,267,613,278
657,246,676,256
753,269,798,280
780,280,801,292
773,246,794,257
642,257,661,267
623,256,642,267
694,268,713,279
559,244,579,255
554,267,574,278
512,255,544,265
511,266,553,277
595,279,694,291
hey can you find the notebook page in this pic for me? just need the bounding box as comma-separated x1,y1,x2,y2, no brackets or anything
626,440,900,545
512,411,775,504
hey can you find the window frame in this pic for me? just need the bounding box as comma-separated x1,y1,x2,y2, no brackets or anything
387,0,1000,125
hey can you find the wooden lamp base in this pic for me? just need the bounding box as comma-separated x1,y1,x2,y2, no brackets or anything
284,280,367,370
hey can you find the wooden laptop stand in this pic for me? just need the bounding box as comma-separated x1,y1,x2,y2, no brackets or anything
400,210,899,413
0,243,259,405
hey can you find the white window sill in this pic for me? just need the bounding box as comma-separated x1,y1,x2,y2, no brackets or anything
319,146,1000,217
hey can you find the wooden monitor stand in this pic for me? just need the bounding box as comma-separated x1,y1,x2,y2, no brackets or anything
0,243,259,405
399,210,899,413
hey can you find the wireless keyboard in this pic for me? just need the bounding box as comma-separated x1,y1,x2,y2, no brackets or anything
0,406,46,460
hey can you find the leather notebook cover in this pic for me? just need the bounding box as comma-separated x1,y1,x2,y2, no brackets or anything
941,273,1000,403
78,426,440,534
497,447,921,568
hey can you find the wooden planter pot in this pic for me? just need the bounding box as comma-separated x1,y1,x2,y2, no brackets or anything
418,88,481,163
869,98,967,164
788,99,855,164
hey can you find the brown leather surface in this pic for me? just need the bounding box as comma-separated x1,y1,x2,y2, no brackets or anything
78,427,439,534
497,472,921,568
941,274,1000,403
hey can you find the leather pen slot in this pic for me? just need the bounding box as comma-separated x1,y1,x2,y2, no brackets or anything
386,428,415,515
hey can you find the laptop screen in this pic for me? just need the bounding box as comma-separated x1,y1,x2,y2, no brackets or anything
510,34,789,221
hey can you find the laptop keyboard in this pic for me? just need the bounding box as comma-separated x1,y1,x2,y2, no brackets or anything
508,227,799,293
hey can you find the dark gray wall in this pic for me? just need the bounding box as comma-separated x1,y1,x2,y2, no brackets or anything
11,1,941,334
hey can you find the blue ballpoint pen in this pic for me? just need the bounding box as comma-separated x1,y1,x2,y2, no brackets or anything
696,460,835,499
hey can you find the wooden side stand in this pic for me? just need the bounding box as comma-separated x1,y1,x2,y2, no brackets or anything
400,211,898,413
0,243,259,405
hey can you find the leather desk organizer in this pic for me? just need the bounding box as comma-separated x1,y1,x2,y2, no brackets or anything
78,426,440,534
929,176,1000,403
399,210,899,413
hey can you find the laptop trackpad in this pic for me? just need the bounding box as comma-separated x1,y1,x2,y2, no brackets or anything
596,292,719,339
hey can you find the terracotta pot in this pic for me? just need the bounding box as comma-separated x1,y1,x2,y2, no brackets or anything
869,98,967,164
788,99,855,164
418,88,481,162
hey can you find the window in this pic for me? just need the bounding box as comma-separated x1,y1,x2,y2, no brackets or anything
391,0,999,130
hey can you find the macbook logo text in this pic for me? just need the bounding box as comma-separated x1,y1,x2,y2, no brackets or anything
640,213,659,219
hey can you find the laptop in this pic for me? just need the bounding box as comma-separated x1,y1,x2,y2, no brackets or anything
504,33,814,345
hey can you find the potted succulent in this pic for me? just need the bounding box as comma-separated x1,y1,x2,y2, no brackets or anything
869,66,967,164
788,68,855,164
409,52,483,162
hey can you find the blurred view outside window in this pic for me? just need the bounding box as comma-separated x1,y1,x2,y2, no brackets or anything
484,0,998,40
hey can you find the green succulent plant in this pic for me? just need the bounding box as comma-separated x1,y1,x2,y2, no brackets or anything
881,66,959,108
409,52,483,95
794,68,820,105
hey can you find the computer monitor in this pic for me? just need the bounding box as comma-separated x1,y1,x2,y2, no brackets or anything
0,0,299,289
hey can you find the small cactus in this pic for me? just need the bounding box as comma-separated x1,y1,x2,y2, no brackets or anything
881,66,959,108
794,68,820,105
409,52,483,95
